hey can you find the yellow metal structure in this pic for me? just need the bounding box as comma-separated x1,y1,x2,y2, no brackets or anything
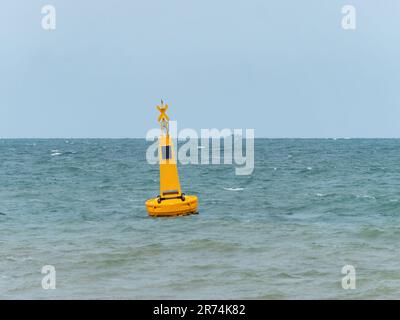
146,101,198,217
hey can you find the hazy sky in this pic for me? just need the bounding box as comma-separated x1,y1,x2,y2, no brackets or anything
1,1,399,138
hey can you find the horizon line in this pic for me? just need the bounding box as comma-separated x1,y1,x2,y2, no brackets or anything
2,137,400,140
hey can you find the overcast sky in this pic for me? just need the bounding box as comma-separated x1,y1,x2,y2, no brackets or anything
1,0,399,138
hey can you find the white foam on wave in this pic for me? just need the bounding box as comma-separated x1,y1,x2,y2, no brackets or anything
223,187,244,191
51,152,62,156
307,167,312,170
51,149,64,156
356,194,376,200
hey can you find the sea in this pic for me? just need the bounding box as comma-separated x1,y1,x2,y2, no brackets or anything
1,139,400,299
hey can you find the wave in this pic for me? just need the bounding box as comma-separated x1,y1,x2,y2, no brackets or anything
51,150,77,156
51,149,62,156
356,194,376,200
358,227,385,238
223,187,244,191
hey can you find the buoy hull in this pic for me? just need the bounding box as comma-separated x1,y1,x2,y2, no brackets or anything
146,195,198,217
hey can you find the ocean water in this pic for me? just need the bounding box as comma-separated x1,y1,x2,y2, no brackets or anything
1,139,400,299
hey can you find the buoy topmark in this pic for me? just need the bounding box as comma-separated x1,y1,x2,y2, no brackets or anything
145,100,198,217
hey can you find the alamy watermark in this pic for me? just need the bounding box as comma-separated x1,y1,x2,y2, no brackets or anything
39,4,358,32
146,122,255,176
341,5,356,30
41,265,56,290
41,5,56,30
341,265,356,290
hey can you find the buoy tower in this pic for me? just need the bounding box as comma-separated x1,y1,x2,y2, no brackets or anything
145,101,198,217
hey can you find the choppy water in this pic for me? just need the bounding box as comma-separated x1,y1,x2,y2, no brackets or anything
1,139,400,299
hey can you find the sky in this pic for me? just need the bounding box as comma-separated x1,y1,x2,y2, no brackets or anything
0,0,399,138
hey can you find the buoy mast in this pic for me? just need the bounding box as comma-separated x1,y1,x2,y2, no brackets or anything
145,100,198,217
156,100,183,202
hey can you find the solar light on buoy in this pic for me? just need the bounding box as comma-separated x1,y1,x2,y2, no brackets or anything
145,101,199,217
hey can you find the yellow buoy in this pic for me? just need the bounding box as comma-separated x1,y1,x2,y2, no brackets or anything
145,100,198,217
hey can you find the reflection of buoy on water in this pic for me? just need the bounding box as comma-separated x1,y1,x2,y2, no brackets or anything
146,100,198,217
